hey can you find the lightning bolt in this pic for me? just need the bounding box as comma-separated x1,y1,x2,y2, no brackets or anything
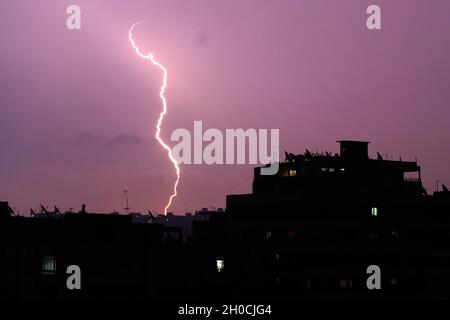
128,22,180,215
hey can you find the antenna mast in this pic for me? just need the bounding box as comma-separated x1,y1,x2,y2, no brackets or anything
123,190,130,213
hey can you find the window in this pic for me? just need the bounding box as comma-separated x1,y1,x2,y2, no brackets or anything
369,232,380,240
369,233,380,240
371,207,378,216
289,170,297,177
404,171,420,182
288,229,295,240
305,279,312,289
392,231,399,237
7,272,15,281
216,259,224,272
41,256,56,275
329,168,335,172
340,279,353,288
265,230,272,240
391,278,398,285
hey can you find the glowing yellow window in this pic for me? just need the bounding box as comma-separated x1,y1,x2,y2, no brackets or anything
289,170,297,177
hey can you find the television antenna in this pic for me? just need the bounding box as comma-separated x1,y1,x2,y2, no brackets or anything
123,190,130,213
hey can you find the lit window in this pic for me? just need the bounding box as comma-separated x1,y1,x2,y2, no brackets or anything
41,256,56,275
340,279,353,288
321,168,336,173
391,278,398,285
275,253,280,261
289,170,297,177
371,207,378,216
216,259,224,272
339,168,345,171
265,231,272,239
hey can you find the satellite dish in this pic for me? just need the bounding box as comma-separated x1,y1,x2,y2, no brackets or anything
284,151,293,162
377,152,383,160
305,149,313,160
40,204,49,214
148,210,156,220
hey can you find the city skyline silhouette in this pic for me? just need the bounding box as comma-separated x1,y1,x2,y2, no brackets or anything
1,1,450,215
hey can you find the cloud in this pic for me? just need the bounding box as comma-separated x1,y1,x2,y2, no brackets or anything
66,132,99,147
103,134,145,147
194,31,210,46
65,133,146,148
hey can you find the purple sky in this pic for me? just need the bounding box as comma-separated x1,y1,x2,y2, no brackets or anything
1,0,449,214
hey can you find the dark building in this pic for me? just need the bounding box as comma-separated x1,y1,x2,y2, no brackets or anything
0,201,13,218
1,140,450,300
0,207,184,300
222,140,450,299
